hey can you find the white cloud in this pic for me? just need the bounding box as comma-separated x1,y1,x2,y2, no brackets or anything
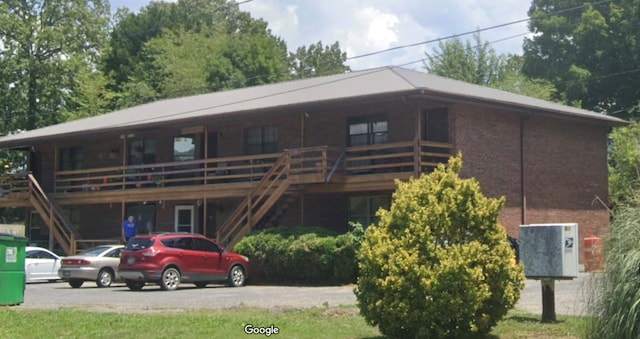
361,7,399,50
116,0,533,70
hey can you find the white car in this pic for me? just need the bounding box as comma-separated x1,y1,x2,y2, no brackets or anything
25,246,62,283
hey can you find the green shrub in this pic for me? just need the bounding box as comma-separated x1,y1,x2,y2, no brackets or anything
586,197,640,339
355,154,524,338
234,225,362,285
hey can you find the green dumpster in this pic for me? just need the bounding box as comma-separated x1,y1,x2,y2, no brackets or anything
0,233,27,306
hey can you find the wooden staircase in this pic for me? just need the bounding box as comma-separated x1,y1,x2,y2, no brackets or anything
256,186,303,230
217,153,291,249
27,174,81,255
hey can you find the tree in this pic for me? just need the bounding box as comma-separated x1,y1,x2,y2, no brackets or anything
355,154,524,338
424,33,556,100
289,41,351,79
61,57,119,121
424,33,503,86
492,55,557,101
523,0,640,118
607,122,640,207
0,0,111,131
104,0,291,106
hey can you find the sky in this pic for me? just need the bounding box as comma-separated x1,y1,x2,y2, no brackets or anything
109,0,533,71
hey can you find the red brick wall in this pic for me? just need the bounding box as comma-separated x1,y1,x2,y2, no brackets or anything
453,104,522,236
453,103,611,262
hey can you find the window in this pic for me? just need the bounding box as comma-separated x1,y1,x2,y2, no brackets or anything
348,195,390,227
193,238,220,253
26,250,56,260
424,108,449,142
174,135,196,161
348,116,388,147
105,248,122,258
129,139,156,165
245,126,278,155
60,147,83,171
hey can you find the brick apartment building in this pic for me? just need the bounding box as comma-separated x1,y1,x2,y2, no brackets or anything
0,66,625,257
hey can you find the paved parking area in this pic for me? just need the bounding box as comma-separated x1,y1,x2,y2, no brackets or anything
19,273,592,315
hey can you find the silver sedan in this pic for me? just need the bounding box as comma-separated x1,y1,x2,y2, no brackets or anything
58,244,124,288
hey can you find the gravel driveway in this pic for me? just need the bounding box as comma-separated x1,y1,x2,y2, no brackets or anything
19,273,592,315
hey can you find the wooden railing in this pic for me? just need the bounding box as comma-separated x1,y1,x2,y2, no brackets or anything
0,141,451,203
53,146,340,193
418,140,455,170
1,142,452,198
0,174,29,197
27,174,80,255
344,141,452,175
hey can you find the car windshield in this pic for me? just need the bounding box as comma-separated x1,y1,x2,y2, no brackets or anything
77,246,114,257
126,238,154,251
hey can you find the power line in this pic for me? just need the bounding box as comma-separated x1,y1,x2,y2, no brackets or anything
0,0,632,129
395,32,532,68
346,0,613,61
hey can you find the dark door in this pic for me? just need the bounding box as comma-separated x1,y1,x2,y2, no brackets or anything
126,204,156,235
192,237,224,279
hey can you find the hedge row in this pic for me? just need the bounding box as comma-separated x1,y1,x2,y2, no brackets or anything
233,225,364,285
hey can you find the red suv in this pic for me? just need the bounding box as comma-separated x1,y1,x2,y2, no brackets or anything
118,232,250,291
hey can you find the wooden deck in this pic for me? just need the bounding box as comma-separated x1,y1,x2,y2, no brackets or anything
0,141,452,207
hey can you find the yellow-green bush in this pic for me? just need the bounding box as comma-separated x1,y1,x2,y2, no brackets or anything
355,154,524,338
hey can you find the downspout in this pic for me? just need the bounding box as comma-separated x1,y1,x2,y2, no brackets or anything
520,115,530,225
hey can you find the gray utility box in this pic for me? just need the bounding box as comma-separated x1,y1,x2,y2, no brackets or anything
519,223,579,279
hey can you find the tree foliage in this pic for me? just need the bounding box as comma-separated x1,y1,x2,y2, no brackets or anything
355,154,524,338
424,33,556,100
424,33,503,86
289,41,351,79
523,0,640,117
0,0,111,131
104,0,291,107
608,123,640,207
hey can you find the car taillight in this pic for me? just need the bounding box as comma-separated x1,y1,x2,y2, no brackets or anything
62,259,91,265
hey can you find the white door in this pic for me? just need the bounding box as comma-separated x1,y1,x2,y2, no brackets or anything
175,206,194,233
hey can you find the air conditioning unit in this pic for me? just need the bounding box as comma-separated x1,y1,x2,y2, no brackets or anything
519,223,579,278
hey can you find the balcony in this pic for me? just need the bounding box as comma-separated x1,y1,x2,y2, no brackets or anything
0,141,452,205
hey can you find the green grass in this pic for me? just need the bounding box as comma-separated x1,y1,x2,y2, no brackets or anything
0,306,586,338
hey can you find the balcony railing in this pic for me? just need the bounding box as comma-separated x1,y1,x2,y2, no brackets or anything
0,141,452,197
53,146,343,193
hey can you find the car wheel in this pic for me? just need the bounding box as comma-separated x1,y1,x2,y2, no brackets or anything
68,279,84,288
125,280,145,291
194,282,207,288
96,268,114,288
160,267,181,291
228,265,246,287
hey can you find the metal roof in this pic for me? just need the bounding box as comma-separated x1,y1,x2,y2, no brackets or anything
0,66,627,148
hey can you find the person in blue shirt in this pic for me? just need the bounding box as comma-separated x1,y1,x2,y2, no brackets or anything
122,215,139,243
